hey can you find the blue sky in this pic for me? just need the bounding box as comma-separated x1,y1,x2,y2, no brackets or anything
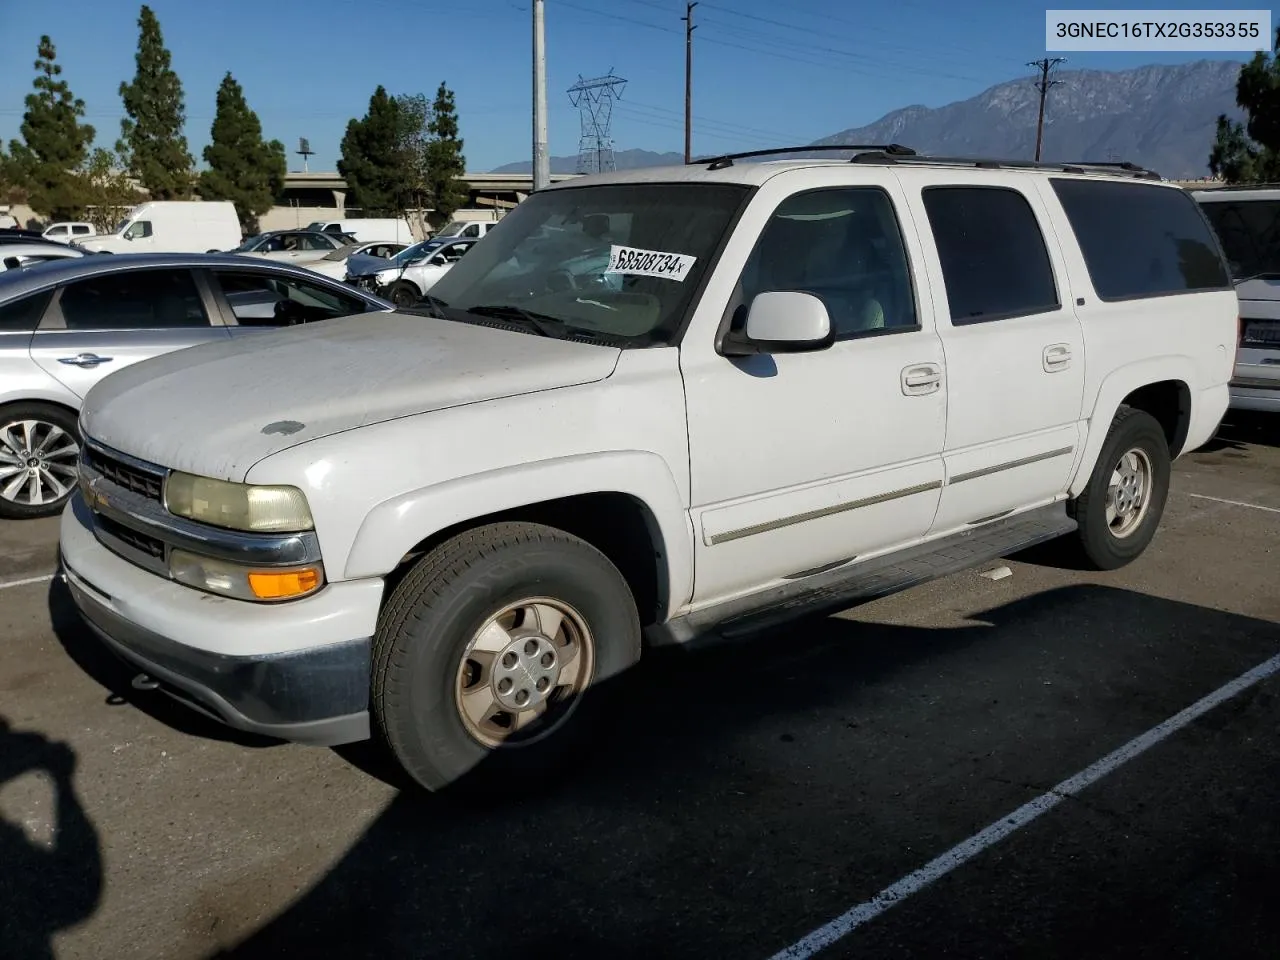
0,0,1260,173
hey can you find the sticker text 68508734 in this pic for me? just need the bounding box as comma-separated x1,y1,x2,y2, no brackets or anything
604,245,698,282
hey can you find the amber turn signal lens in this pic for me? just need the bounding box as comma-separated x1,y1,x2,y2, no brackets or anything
247,567,323,600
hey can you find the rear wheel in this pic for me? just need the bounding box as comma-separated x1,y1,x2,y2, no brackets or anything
0,403,82,520
1067,406,1170,570
371,522,641,793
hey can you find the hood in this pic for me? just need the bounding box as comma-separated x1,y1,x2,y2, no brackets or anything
347,252,395,277
81,312,622,481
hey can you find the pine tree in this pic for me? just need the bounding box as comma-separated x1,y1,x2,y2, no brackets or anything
118,4,193,199
6,35,95,219
426,82,469,221
338,86,410,216
1209,27,1280,183
199,73,286,234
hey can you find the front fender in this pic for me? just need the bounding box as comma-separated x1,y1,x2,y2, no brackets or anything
1069,354,1196,498
343,450,694,618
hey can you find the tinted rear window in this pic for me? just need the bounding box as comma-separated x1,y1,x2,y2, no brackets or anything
0,289,53,332
1050,179,1231,300
1197,197,1280,280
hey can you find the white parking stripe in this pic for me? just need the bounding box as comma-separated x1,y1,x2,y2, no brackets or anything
768,651,1280,960
0,572,55,591
1187,493,1280,515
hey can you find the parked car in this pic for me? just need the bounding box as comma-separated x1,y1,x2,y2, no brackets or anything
346,237,477,306
57,150,1237,794
0,242,85,273
432,216,499,240
42,222,97,244
307,218,416,244
1191,185,1280,414
232,229,354,265
77,201,241,255
0,253,392,519
305,240,410,281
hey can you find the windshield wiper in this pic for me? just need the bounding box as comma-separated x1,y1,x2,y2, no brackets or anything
465,304,570,338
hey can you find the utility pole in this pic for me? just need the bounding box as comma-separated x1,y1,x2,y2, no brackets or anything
683,1,698,163
532,0,549,191
1028,57,1066,162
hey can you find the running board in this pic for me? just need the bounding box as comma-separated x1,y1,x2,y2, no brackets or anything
649,503,1076,647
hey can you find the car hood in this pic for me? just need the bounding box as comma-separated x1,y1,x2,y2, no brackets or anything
80,312,622,482
346,253,394,277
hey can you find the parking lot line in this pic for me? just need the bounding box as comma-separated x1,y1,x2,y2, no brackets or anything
1187,493,1280,515
0,572,55,591
767,650,1280,960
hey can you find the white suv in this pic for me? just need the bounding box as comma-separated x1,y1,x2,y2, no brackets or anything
59,148,1237,793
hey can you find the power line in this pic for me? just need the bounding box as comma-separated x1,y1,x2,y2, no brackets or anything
1028,57,1067,162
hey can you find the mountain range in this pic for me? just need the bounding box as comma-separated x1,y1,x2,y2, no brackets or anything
489,59,1244,180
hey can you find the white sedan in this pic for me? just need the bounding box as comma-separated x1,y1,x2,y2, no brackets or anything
0,242,85,273
231,230,353,266
305,240,410,280
345,238,477,308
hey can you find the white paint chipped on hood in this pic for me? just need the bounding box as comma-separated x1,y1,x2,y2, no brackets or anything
80,312,622,482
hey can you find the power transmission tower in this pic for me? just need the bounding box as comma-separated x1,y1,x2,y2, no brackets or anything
568,71,626,174
1028,57,1066,162
683,2,698,163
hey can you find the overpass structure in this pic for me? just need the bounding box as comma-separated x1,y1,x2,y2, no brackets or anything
279,171,583,213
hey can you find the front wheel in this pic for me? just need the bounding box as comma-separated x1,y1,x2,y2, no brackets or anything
0,402,82,520
387,281,419,309
1068,406,1171,570
371,522,642,793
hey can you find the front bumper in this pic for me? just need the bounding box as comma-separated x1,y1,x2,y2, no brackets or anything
60,493,382,746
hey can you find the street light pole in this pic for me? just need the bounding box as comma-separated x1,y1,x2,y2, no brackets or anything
532,0,550,192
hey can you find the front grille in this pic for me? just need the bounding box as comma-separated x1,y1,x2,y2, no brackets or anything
83,446,164,501
96,513,165,559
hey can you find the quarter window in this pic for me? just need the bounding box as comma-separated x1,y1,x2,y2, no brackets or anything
1050,178,1231,299
735,187,918,339
58,269,209,330
0,290,54,332
922,186,1059,324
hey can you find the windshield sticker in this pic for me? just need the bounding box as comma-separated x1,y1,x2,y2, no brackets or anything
604,245,697,281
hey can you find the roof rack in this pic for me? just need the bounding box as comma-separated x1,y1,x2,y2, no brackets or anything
845,150,1162,180
695,143,916,171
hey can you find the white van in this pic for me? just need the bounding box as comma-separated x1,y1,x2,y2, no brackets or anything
308,218,415,243
42,221,97,244
432,214,499,240
77,201,241,254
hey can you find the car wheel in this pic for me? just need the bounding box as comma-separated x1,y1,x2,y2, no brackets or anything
371,521,642,794
387,282,419,308
1068,406,1171,570
0,402,82,520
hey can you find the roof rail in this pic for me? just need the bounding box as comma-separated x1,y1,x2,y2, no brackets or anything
846,151,1162,180
695,143,916,171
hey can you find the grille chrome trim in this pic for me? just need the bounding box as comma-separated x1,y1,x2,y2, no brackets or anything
81,438,167,502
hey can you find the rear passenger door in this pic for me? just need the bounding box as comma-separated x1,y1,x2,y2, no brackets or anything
900,175,1086,533
27,267,229,399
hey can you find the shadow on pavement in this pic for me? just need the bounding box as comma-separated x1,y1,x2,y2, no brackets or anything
0,717,103,960
46,577,282,750
207,584,1280,960
1209,410,1280,451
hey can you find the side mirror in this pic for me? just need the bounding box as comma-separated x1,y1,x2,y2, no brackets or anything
721,291,835,357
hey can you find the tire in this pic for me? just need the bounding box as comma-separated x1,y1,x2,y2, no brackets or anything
387,282,419,309
0,402,82,520
1067,406,1171,571
371,521,642,793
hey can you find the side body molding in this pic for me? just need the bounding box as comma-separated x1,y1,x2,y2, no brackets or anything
342,450,694,620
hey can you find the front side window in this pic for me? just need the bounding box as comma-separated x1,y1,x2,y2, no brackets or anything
123,220,152,240
58,269,209,330
1196,197,1280,281
1051,178,1231,300
214,270,374,326
922,185,1060,324
733,187,918,339
424,182,751,346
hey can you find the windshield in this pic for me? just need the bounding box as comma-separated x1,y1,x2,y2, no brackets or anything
390,240,439,265
234,235,266,252
1198,198,1280,280
424,182,751,345
436,221,467,236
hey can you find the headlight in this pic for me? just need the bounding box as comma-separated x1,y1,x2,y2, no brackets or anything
169,549,324,602
164,472,314,533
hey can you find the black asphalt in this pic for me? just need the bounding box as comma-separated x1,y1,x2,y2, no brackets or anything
1,414,1277,960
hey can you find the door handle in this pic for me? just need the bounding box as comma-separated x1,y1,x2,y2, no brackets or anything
1043,344,1071,372
58,353,114,368
901,363,942,396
